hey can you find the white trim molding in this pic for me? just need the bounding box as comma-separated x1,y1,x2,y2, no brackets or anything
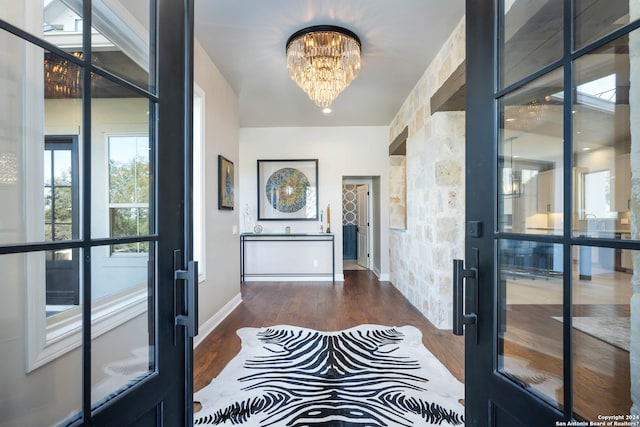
242,276,339,282
372,267,390,282
27,283,148,373
194,293,242,348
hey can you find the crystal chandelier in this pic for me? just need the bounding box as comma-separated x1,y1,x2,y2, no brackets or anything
286,25,361,109
44,51,83,98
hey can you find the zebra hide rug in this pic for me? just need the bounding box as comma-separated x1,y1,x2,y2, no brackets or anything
193,324,465,426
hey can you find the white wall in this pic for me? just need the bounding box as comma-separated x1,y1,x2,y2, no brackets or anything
239,126,390,279
193,40,241,327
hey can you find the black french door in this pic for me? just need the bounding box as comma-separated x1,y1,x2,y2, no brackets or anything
0,0,196,425
462,0,639,425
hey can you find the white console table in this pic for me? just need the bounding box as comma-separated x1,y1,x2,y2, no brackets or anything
240,233,335,282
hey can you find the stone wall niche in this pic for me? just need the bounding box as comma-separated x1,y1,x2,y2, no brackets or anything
389,126,408,230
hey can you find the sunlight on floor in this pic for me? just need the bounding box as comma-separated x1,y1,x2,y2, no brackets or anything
343,260,367,271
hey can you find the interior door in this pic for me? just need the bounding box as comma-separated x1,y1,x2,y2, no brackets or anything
356,184,369,268
0,0,195,426
462,0,639,425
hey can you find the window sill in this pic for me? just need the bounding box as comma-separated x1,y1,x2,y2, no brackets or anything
28,285,148,372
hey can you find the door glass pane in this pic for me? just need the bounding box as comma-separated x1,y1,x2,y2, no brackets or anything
46,248,81,318
44,51,84,99
499,67,564,234
91,76,153,239
499,0,563,88
53,149,72,185
575,0,631,50
572,245,633,420
1,0,83,51
497,239,564,409
0,31,83,246
91,0,153,91
0,252,82,426
43,139,80,319
91,243,155,407
573,30,635,238
44,0,84,52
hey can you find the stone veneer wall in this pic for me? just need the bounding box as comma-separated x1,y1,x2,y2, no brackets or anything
388,17,465,329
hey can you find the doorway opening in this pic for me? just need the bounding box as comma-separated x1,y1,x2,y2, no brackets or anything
342,177,376,272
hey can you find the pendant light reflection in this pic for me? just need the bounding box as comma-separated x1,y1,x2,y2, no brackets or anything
503,136,522,198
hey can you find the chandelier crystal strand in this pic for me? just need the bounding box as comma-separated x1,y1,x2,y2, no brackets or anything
286,26,361,108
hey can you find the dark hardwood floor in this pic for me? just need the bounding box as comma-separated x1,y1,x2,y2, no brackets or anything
193,269,631,420
194,269,465,393
503,303,631,420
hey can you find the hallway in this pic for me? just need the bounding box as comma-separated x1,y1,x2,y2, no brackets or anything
193,270,465,393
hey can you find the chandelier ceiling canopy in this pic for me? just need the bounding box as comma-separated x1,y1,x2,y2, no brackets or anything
286,25,361,109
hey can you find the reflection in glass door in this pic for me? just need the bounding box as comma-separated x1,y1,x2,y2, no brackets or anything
0,0,193,425
44,135,80,316
496,12,639,423
570,26,637,420
465,0,639,424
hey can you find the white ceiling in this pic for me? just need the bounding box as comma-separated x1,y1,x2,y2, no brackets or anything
194,0,465,128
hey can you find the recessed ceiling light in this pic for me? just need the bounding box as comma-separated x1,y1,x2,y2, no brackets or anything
505,118,516,122
583,147,591,151
322,107,332,114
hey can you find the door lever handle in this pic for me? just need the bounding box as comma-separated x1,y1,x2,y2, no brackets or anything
174,249,199,344
175,260,199,338
453,259,478,337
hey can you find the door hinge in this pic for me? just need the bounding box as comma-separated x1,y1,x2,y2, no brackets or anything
174,250,199,343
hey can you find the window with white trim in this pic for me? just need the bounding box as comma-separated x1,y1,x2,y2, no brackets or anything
107,135,150,254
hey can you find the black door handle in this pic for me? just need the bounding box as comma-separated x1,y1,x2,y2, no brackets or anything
452,258,478,337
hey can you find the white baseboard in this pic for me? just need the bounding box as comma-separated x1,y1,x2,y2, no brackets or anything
371,266,390,282
243,276,340,282
194,292,242,348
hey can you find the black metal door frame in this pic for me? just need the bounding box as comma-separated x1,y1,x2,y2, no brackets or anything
464,0,640,425
90,0,196,425
0,0,195,425
465,1,567,423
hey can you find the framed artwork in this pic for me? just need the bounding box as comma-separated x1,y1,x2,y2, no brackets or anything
218,155,234,210
257,159,318,220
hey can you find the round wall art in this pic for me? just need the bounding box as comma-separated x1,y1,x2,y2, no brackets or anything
257,159,318,220
265,167,310,213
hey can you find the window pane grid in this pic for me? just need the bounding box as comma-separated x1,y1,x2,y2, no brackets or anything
497,1,639,421
107,135,150,254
